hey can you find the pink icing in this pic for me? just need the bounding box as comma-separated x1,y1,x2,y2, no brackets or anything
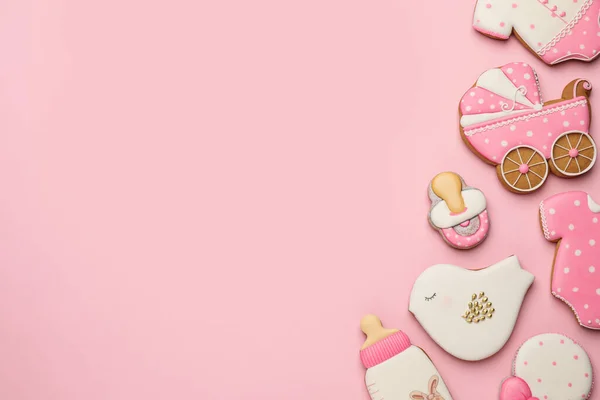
460,220,470,227
441,210,489,249
569,148,580,158
519,164,530,174
359,331,411,368
540,191,600,329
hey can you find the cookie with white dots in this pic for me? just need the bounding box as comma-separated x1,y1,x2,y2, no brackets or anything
500,333,593,400
539,191,600,330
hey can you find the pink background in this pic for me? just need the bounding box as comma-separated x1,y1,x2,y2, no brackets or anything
1,0,600,399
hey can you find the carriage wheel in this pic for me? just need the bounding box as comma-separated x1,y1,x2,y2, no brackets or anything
498,146,549,193
550,131,597,177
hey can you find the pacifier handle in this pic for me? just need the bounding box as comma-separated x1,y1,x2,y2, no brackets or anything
360,314,398,349
431,172,465,214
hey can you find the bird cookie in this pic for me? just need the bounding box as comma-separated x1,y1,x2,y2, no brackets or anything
359,315,453,400
500,333,593,400
428,172,489,249
409,256,534,361
539,191,600,330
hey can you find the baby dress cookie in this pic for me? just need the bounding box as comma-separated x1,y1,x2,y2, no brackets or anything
409,256,534,361
473,0,600,65
428,172,489,249
540,191,600,329
500,333,593,400
359,315,453,400
460,62,596,193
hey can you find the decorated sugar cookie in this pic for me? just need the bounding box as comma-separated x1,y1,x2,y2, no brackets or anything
459,62,596,193
539,191,600,330
473,0,600,65
428,172,489,249
409,256,534,361
359,315,453,400
500,333,593,400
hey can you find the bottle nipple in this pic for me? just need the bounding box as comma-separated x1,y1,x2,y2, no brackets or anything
431,172,466,214
360,314,398,350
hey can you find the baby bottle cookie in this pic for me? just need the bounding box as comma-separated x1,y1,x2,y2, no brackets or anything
359,315,453,400
409,256,534,361
500,333,593,400
428,172,489,249
539,191,600,329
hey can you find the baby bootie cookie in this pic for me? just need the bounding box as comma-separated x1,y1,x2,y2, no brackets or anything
460,62,595,193
409,256,534,361
359,315,453,400
500,333,593,400
473,0,600,65
540,191,600,329
428,172,489,249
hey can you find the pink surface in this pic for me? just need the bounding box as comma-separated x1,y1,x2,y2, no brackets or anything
2,1,600,399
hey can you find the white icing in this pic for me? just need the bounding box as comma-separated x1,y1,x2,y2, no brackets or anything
514,333,593,400
365,346,453,400
587,194,600,213
429,189,487,229
460,109,529,128
477,69,536,109
409,256,534,361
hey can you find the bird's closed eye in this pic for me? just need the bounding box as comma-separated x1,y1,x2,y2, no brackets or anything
425,293,437,301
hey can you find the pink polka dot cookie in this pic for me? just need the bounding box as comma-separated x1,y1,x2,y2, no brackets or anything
459,62,596,194
540,191,600,330
427,172,489,250
473,0,600,65
500,333,593,400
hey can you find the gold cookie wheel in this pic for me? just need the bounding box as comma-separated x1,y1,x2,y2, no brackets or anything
499,146,548,193
551,131,597,177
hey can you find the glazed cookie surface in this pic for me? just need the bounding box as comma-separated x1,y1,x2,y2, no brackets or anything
359,315,453,400
473,0,600,65
409,256,534,361
540,191,600,329
460,62,595,193
427,172,489,249
500,333,593,400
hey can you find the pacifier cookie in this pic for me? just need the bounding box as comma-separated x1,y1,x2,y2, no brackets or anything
539,191,600,330
359,315,453,400
428,172,489,249
459,62,595,193
409,256,534,361
473,0,600,65
500,333,593,400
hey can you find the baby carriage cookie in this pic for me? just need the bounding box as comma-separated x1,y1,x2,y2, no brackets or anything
359,315,453,400
460,62,596,193
500,333,593,400
473,0,600,65
539,191,600,330
428,172,489,250
409,256,534,361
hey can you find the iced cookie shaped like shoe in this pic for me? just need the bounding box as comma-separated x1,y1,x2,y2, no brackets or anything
500,333,593,400
409,256,534,361
428,172,489,249
359,315,453,400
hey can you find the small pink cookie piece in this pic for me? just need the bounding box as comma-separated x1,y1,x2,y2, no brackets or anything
428,172,489,250
502,333,593,400
540,191,600,329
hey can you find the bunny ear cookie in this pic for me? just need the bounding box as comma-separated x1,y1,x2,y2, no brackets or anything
427,172,490,249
